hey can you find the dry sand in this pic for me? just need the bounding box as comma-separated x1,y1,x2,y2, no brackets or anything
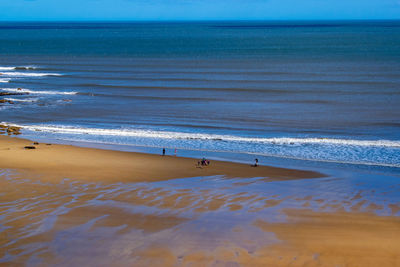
0,135,322,183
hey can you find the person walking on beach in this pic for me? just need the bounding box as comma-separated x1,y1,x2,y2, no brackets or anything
162,148,165,156
254,158,259,167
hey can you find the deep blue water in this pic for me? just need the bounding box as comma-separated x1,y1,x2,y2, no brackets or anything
1,21,400,169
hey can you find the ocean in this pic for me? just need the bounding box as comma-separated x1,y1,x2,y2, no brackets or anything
1,21,400,170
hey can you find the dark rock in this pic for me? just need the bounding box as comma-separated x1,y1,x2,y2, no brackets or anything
15,67,34,70
0,92,28,96
7,126,21,133
33,142,39,145
1,125,22,135
0,99,14,104
24,146,36,149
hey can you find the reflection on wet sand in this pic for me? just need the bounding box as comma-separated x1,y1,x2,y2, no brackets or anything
255,209,400,267
0,169,399,266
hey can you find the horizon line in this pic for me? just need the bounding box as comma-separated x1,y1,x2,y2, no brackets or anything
0,19,400,23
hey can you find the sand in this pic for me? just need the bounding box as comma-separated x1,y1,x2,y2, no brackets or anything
253,209,400,267
1,135,399,266
0,135,322,183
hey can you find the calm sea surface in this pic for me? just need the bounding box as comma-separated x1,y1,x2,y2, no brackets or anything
1,21,400,169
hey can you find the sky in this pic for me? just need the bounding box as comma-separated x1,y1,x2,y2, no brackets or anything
0,0,400,21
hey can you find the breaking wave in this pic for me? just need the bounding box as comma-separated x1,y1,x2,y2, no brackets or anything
4,124,400,147
3,98,38,102
2,123,400,168
1,88,77,95
0,66,37,71
0,72,61,77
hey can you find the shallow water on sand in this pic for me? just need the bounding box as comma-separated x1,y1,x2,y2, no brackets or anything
0,168,399,266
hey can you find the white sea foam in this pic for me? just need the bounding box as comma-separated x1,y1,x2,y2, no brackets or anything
4,123,400,148
0,66,37,71
0,67,15,71
1,88,77,95
0,72,61,77
4,98,38,102
14,66,37,70
2,122,399,168
0,78,11,83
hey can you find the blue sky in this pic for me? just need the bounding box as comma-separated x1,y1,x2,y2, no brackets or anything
1,0,400,21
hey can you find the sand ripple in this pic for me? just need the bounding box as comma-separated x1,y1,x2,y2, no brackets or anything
0,170,399,266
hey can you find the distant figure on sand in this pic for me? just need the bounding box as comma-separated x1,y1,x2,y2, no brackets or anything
254,158,259,167
162,148,165,156
198,158,210,166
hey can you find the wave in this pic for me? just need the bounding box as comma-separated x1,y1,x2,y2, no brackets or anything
0,72,61,77
76,83,296,94
14,66,37,70
2,122,399,168
0,78,11,83
4,98,38,102
4,123,400,148
1,88,77,95
77,92,221,102
0,66,37,71
0,67,15,71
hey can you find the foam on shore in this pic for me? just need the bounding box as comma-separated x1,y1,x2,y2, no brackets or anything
2,122,400,168
5,123,399,147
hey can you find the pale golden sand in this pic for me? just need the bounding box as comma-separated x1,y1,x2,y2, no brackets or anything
0,135,321,183
0,135,399,266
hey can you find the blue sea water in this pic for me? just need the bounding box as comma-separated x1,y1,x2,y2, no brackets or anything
0,21,400,170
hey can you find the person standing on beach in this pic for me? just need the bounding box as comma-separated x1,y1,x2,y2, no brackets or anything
162,148,165,156
254,158,259,167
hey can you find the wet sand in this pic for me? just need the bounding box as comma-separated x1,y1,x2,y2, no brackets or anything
254,210,400,267
0,135,400,266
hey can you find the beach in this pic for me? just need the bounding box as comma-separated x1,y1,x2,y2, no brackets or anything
1,22,400,169
1,135,399,266
1,21,400,266
0,135,321,183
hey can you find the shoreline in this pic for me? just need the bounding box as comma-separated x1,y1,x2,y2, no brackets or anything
1,21,400,266
0,135,324,183
2,123,400,171
1,135,400,266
